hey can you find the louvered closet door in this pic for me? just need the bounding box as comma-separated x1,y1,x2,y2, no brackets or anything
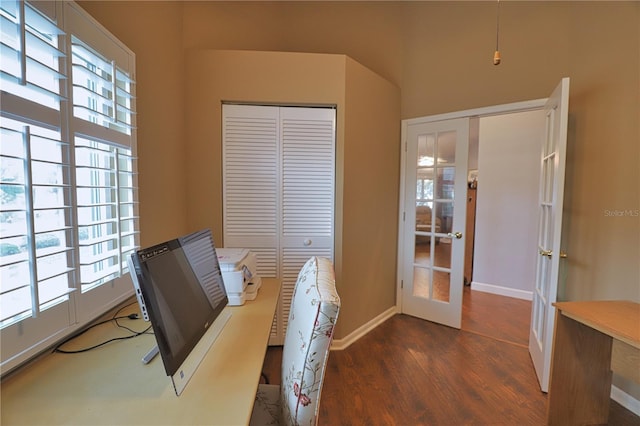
279,107,335,343
223,105,279,278
222,105,335,345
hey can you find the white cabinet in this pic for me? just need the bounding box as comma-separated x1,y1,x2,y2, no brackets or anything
222,104,335,344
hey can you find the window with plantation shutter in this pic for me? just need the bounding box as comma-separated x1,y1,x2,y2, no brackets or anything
0,0,65,110
74,137,137,291
70,36,134,138
0,0,138,375
1,119,74,329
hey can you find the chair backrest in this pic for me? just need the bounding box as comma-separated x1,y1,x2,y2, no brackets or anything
280,256,340,426
415,205,432,224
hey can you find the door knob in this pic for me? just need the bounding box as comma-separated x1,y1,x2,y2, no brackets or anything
539,249,552,258
539,249,567,259
447,232,463,239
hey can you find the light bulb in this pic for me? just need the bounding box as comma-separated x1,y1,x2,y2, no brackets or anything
493,50,501,66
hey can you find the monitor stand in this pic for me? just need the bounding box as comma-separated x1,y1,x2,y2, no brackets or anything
142,345,159,364
170,310,233,396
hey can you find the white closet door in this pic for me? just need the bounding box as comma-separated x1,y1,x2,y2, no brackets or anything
223,105,279,276
222,104,335,344
279,107,335,342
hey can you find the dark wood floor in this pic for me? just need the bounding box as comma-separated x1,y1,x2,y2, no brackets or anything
262,289,640,425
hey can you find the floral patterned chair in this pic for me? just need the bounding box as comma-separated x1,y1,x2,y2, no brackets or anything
249,256,340,426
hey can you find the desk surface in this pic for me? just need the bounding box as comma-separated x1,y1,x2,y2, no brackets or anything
553,300,640,349
1,278,280,426
548,299,640,425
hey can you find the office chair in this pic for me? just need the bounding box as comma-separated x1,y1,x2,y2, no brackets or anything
250,256,340,426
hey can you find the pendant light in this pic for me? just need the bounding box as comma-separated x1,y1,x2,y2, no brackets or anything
493,0,501,65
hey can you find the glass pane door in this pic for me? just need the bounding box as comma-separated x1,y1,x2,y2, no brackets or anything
402,117,469,329
414,131,456,302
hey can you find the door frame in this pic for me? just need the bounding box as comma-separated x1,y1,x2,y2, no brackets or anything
397,98,547,314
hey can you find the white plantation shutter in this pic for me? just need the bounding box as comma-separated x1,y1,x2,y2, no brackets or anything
0,1,66,112
70,37,135,142
0,0,137,373
74,138,137,291
0,120,74,328
65,1,138,323
0,2,75,365
222,104,335,344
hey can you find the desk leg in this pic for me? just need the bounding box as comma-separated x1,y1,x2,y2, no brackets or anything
546,312,613,426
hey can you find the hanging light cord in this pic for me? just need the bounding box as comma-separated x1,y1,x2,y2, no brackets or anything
494,0,501,65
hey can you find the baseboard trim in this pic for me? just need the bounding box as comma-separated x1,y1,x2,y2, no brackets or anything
331,306,398,351
612,385,640,417
471,281,533,301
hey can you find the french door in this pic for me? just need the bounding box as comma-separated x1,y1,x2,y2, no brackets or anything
397,79,569,392
222,104,335,344
529,78,570,392
400,118,470,328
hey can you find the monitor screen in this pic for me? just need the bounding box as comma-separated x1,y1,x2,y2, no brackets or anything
130,229,228,379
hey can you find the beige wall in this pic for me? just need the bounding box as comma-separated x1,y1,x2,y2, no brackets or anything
181,1,404,86
183,50,347,241
400,2,571,117
78,1,187,247
183,50,400,338
79,0,639,318
342,57,401,337
564,4,639,302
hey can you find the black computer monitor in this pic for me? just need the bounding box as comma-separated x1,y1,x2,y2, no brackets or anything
129,229,229,395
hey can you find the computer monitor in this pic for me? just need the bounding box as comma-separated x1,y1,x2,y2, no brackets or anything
129,229,229,395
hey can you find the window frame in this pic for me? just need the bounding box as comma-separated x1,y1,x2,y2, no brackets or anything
0,0,138,375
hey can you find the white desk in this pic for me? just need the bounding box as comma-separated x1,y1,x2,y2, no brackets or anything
1,278,280,426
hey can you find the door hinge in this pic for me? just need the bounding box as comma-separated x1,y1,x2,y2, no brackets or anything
403,211,406,221
400,280,404,289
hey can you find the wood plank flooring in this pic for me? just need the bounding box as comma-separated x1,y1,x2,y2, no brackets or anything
413,241,452,302
262,290,640,425
461,286,531,347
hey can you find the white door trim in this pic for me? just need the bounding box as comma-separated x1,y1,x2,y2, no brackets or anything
403,99,547,126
